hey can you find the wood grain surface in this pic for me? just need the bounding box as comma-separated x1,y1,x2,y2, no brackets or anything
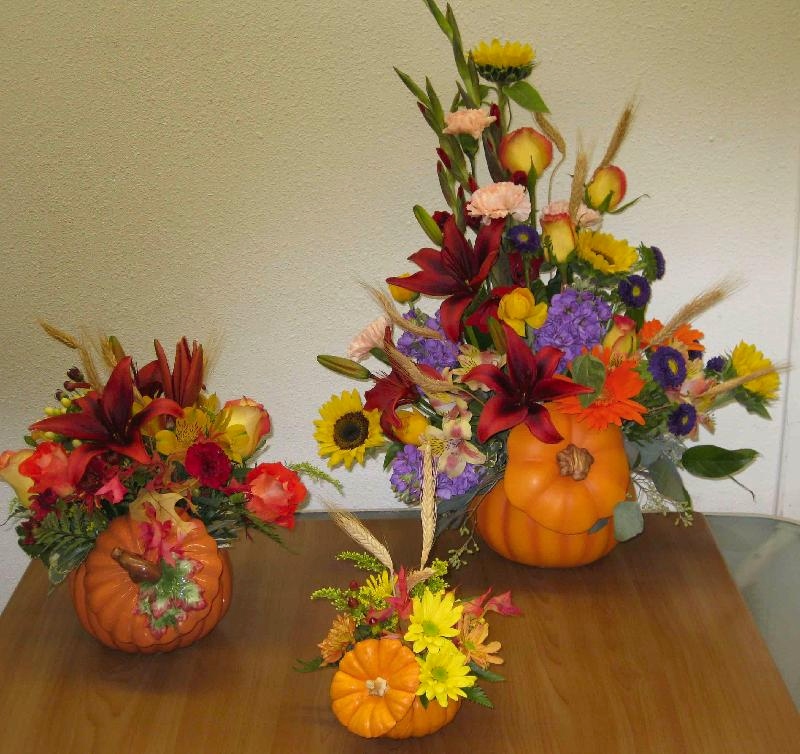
1,514,797,753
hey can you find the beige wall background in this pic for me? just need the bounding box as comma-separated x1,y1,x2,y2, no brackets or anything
1,0,799,611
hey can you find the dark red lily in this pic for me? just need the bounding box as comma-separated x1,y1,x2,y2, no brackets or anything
465,285,515,333
386,217,505,341
463,325,591,443
137,338,204,407
30,357,183,464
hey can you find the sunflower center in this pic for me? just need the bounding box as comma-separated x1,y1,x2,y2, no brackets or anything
333,411,370,450
422,619,441,637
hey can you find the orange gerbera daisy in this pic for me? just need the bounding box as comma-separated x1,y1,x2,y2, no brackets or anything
556,346,647,430
638,319,704,353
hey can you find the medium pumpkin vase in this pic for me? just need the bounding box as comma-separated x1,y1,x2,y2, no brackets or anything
69,515,232,653
477,409,630,568
330,638,460,739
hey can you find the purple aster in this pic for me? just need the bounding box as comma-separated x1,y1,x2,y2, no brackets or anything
396,307,460,372
389,444,485,505
648,346,687,389
533,288,612,371
506,223,540,253
650,246,666,279
618,275,651,308
706,355,726,373
667,403,697,436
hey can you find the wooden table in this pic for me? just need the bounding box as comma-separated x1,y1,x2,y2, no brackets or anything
1,514,797,753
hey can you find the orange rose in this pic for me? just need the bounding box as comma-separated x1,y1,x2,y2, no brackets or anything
18,442,75,497
0,449,35,506
245,462,307,529
221,397,271,461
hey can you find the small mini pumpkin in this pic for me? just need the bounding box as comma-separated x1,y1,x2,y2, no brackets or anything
477,408,629,567
69,515,232,653
385,696,461,739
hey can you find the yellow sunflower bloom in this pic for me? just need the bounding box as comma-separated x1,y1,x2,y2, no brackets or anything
471,39,535,84
404,588,462,654
731,342,780,400
416,641,476,707
314,390,384,469
576,230,638,274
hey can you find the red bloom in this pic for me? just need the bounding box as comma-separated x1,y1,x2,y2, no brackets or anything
465,285,515,333
18,442,75,497
185,442,232,489
245,462,307,530
464,325,591,443
138,338,205,407
386,217,505,340
30,357,183,464
462,588,522,618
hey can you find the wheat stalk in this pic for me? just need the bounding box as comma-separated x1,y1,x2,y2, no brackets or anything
363,284,442,340
599,98,636,168
322,500,394,573
38,321,103,390
406,567,436,591
703,365,788,399
384,341,470,399
568,148,589,221
419,442,437,570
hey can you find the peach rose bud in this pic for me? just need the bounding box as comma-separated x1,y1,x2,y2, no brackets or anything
603,314,638,355
586,165,627,211
498,127,553,177
0,449,35,507
540,211,577,263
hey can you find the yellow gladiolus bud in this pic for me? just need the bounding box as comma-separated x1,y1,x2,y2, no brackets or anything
393,408,430,445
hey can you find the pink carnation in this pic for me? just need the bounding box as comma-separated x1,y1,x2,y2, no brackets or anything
443,108,496,139
541,199,601,229
467,182,531,225
347,316,390,361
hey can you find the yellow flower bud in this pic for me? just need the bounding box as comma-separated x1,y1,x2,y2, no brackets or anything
393,408,430,445
387,274,420,304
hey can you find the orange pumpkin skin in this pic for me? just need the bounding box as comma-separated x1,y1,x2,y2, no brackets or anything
69,515,232,653
477,409,629,568
330,638,420,738
384,697,461,739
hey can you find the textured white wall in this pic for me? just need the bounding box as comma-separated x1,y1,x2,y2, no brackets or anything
1,0,798,611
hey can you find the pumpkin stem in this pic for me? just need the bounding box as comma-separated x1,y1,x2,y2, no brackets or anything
111,547,162,583
365,677,389,697
556,444,594,481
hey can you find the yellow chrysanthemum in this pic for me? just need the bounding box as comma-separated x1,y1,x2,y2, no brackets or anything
313,390,384,470
458,616,503,669
731,342,780,400
361,570,396,602
471,39,535,84
416,641,476,707
576,230,638,274
404,588,462,654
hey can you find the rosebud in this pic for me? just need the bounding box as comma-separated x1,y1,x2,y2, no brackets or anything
603,314,638,356
498,127,553,177
540,211,577,263
387,274,420,305
316,355,372,380
586,165,627,211
393,408,430,446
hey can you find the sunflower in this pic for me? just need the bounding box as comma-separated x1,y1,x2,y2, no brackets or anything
404,588,462,654
314,390,384,469
471,39,534,83
416,641,476,707
731,342,780,399
576,230,638,274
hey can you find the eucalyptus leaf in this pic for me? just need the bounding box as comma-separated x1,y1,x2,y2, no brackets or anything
613,500,644,542
588,517,610,534
648,455,690,503
504,81,549,112
681,445,758,479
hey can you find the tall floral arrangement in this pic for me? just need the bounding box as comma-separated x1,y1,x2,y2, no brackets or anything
313,1,781,551
0,325,333,586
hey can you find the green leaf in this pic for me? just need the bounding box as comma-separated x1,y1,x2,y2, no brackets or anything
648,455,690,503
468,662,505,683
425,78,445,131
733,387,772,419
503,81,549,113
293,656,325,673
393,67,429,105
288,462,344,495
681,445,758,479
614,500,644,542
570,353,606,407
588,517,610,534
463,684,494,708
423,0,453,40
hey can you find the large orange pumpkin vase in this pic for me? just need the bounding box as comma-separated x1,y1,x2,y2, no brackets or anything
330,638,460,739
477,409,630,567
69,515,232,653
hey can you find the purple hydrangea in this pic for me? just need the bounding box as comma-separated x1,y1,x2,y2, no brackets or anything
396,307,460,372
618,274,651,309
533,288,612,370
648,346,687,389
667,403,697,436
389,444,485,505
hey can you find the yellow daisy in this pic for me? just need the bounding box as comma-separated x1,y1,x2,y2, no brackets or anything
576,230,638,274
416,641,476,707
361,570,396,602
314,390,384,469
404,588,462,654
731,342,780,400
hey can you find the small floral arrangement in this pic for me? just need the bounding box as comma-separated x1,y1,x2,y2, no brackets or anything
0,324,333,587
300,446,519,738
314,1,781,552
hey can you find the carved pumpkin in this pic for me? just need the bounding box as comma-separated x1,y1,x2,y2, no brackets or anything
477,409,629,567
69,515,232,653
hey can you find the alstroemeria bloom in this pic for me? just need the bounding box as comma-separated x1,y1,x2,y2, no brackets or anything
540,211,577,263
246,462,307,529
442,107,496,139
467,182,531,225
424,409,486,478
497,287,548,336
221,397,271,461
0,449,34,506
463,325,591,443
386,217,505,340
448,344,506,391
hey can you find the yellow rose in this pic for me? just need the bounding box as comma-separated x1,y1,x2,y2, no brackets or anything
393,408,430,446
497,288,548,336
0,449,35,507
221,397,272,461
540,212,577,263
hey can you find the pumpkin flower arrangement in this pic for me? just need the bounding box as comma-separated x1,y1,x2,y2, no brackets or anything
314,1,781,566
301,445,520,739
0,324,332,652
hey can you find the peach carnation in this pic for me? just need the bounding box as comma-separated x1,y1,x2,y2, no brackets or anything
443,108,496,139
347,316,390,361
467,182,531,225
